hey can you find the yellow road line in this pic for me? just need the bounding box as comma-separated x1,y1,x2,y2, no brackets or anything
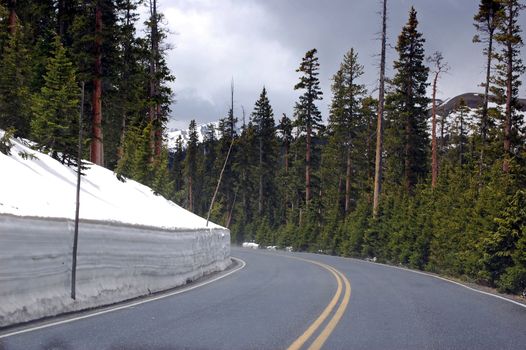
285,257,351,350
307,266,351,350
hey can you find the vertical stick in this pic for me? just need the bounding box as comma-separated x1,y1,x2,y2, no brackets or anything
71,82,85,300
373,0,387,217
206,138,234,227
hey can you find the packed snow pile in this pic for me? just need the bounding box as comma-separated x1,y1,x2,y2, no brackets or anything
0,131,231,327
0,131,220,230
0,215,230,327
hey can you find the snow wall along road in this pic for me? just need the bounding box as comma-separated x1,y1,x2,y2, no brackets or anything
0,214,231,327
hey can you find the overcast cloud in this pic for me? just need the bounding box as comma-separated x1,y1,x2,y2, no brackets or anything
156,0,526,130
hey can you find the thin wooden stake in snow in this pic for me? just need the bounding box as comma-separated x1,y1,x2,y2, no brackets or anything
206,138,234,227
71,82,84,300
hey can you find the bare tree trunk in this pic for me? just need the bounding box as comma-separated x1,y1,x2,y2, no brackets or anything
226,188,237,229
148,0,159,162
283,115,290,220
429,51,449,188
305,125,312,206
284,142,289,173
118,112,126,159
367,108,373,186
258,137,263,215
429,51,448,188
90,2,104,166
206,138,234,227
431,75,438,188
373,0,387,217
482,20,495,144
404,117,412,192
155,104,162,157
337,175,343,200
188,175,193,211
479,8,498,180
503,5,513,174
460,110,464,165
58,0,65,37
118,3,131,161
8,0,17,34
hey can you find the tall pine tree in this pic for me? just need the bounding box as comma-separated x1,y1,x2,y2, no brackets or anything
294,48,323,206
492,0,525,172
385,7,430,192
251,87,277,217
327,48,367,213
184,120,198,211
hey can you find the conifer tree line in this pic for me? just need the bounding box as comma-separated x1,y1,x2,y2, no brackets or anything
0,0,174,189
0,1,525,295
168,2,526,295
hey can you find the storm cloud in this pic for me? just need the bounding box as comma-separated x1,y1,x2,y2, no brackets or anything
158,0,525,129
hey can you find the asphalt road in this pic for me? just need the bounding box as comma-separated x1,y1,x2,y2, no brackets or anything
1,247,526,350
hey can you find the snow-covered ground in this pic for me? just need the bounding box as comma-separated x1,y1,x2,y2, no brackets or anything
0,132,220,230
0,131,230,327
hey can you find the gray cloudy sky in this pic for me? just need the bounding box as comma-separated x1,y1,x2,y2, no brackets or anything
157,0,525,130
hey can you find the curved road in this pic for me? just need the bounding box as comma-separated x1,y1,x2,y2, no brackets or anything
1,247,525,349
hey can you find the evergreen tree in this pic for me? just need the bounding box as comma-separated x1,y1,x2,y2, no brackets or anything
184,120,198,211
251,87,277,217
492,0,525,172
146,0,174,160
277,113,294,222
198,124,219,215
0,23,31,137
473,0,504,144
360,96,378,189
115,124,151,184
294,48,323,206
326,48,367,213
493,190,526,294
230,120,258,240
171,135,184,200
31,36,79,164
385,7,430,193
151,146,174,197
114,0,149,165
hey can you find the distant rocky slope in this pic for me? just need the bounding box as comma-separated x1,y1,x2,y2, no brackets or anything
436,92,526,116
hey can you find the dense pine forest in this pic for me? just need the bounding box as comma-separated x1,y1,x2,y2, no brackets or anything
0,0,525,295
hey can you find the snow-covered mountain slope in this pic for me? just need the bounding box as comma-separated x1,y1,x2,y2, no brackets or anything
436,92,526,115
0,131,221,230
166,121,241,149
433,93,526,137
166,121,220,150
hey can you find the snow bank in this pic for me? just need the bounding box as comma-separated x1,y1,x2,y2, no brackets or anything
0,132,231,327
242,242,259,249
0,214,230,327
0,134,221,230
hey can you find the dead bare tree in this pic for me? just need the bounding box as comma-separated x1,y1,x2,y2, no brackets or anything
373,0,387,217
428,51,449,189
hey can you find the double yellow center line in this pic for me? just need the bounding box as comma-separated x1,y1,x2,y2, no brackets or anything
287,257,352,350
